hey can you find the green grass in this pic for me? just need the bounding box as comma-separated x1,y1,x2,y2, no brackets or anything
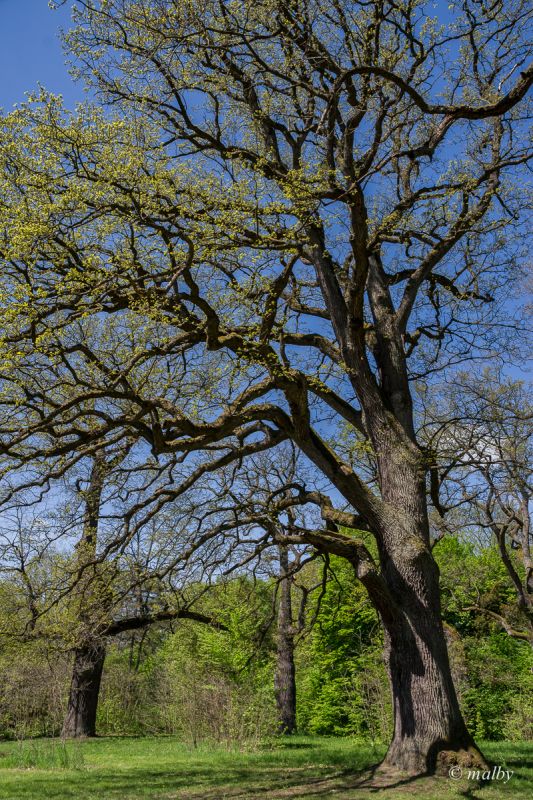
0,736,530,799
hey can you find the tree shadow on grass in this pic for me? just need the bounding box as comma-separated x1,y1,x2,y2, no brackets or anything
2,763,526,800
173,765,466,800
1,766,376,800
498,756,533,768
3,743,531,800
270,741,320,750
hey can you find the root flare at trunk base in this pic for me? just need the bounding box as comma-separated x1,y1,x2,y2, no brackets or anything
376,739,489,779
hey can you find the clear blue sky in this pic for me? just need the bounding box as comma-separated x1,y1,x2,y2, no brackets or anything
0,0,82,109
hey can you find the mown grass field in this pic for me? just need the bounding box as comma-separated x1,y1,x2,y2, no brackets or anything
0,736,530,800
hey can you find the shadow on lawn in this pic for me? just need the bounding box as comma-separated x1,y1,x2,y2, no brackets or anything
2,741,531,800
500,756,533,768
3,762,530,800
1,765,389,800
270,741,320,750
173,765,445,799
169,769,376,799
169,759,532,800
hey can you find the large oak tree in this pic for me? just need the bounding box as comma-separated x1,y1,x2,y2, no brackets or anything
1,0,531,776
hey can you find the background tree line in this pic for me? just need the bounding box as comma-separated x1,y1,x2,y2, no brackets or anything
1,529,531,746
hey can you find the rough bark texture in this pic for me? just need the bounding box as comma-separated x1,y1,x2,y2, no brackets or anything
372,439,486,776
382,620,480,775
379,557,481,775
62,642,106,738
274,545,297,735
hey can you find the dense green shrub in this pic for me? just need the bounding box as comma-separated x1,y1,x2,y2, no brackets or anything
460,634,533,740
296,557,391,740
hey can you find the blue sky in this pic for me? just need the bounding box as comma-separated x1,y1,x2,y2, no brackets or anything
0,0,82,109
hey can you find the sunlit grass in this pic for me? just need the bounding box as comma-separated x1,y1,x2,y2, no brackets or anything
0,736,530,799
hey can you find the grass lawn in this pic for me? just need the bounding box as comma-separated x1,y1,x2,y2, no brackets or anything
0,736,531,800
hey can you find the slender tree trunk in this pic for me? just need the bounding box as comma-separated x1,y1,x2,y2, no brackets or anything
274,545,296,734
62,642,106,738
372,441,485,776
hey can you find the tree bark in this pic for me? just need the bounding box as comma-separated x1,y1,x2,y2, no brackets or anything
274,545,297,735
379,560,481,775
62,642,106,738
371,441,485,776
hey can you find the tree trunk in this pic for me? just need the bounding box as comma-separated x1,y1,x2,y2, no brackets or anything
372,442,486,776
274,545,297,734
62,642,106,738
62,455,108,739
378,558,482,775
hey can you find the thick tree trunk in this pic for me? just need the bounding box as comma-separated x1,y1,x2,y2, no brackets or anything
62,642,106,738
378,558,482,775
372,443,486,776
274,545,297,734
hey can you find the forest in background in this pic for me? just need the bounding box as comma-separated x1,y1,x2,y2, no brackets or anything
2,541,531,746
